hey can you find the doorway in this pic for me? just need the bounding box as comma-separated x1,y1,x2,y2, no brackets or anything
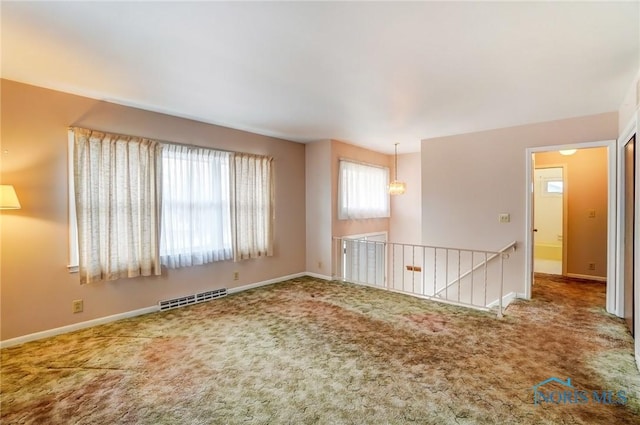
525,140,617,314
533,166,566,276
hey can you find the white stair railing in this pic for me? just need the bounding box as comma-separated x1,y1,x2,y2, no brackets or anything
332,237,514,317
434,241,517,298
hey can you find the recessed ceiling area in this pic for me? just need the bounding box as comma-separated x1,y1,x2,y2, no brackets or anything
1,1,638,153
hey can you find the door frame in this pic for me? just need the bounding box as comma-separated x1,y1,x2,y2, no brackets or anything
618,112,640,370
524,140,617,315
618,119,636,320
533,164,569,276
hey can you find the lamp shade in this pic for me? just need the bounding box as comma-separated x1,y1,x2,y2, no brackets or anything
0,185,21,209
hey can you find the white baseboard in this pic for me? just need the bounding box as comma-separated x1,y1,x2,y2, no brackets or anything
1,271,332,349
303,272,333,281
487,292,518,309
565,273,607,282
226,272,307,294
0,306,159,349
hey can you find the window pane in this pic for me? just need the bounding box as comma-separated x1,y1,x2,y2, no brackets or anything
546,180,563,193
160,145,233,268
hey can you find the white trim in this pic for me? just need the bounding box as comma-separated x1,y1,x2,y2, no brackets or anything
634,108,640,368
0,306,159,349
341,231,389,241
487,291,518,309
525,140,617,315
617,117,637,317
565,273,607,282
304,272,333,281
226,272,307,294
0,272,317,349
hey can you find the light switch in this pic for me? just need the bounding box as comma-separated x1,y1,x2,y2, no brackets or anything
499,213,510,223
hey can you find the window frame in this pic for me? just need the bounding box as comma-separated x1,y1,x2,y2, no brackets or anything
337,159,390,220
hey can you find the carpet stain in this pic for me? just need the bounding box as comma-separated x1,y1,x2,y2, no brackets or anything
405,313,448,332
1,275,639,424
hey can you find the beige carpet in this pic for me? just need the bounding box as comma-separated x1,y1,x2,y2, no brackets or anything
1,275,639,424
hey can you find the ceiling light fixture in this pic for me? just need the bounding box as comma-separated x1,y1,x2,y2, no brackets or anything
559,149,577,156
388,143,406,195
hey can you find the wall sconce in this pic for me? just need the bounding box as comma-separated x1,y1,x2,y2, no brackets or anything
388,143,406,195
0,185,22,209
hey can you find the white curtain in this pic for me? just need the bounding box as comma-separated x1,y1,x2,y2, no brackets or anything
160,144,233,268
338,160,390,220
73,128,162,284
230,153,274,261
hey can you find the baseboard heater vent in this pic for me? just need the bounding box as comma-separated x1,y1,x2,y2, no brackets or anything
159,288,227,311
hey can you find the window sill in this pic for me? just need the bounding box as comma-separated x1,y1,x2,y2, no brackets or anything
67,265,79,273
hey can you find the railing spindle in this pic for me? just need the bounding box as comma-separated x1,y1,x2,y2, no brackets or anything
433,248,437,297
483,252,488,307
332,237,513,316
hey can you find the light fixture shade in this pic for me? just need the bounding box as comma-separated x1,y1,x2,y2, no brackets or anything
389,142,406,195
559,149,577,156
388,180,406,195
0,185,21,209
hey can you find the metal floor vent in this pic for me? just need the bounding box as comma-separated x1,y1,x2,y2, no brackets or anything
159,288,227,311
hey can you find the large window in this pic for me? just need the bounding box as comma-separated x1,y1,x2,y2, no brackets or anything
69,128,274,283
338,160,390,220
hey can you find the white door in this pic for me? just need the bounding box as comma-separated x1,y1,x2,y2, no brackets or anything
533,167,564,275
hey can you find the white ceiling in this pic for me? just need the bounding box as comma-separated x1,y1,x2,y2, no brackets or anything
2,1,638,154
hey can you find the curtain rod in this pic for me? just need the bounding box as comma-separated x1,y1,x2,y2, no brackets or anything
338,157,389,170
68,126,268,157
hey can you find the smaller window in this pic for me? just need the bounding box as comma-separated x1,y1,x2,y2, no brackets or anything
338,160,390,220
545,180,563,194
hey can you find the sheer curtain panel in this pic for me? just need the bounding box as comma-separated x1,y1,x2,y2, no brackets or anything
160,145,233,268
230,153,274,261
338,160,390,220
73,128,162,284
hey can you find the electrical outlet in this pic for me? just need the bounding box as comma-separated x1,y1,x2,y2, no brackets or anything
317,261,323,270
233,271,239,281
588,263,596,271
72,299,83,314
588,209,596,218
498,213,510,223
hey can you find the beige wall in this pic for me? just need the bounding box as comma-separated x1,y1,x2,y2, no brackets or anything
535,148,608,278
421,112,618,296
619,69,640,132
390,152,422,245
305,140,332,276
0,80,306,341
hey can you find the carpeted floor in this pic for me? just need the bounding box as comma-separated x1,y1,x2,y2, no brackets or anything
1,274,639,424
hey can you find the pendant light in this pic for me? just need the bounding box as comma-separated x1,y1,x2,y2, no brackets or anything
388,143,406,195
